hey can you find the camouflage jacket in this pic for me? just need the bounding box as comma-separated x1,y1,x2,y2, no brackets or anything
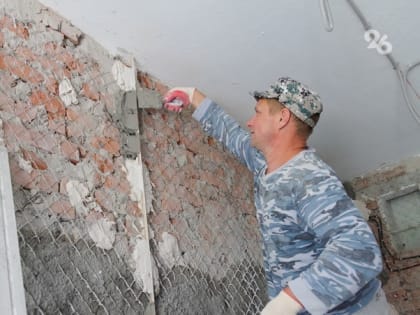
193,99,383,315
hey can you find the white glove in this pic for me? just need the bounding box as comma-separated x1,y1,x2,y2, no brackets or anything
261,291,303,315
163,87,196,112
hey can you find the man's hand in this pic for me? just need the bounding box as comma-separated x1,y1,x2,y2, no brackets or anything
261,291,303,315
163,87,196,112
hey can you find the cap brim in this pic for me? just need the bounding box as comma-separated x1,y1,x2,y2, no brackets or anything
252,91,273,100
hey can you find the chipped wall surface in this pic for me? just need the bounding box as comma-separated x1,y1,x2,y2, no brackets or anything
349,155,420,315
139,82,266,314
1,1,266,314
0,3,155,314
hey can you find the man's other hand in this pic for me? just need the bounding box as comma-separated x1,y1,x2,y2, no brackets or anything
261,291,303,315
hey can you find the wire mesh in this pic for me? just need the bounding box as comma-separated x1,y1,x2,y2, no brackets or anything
1,9,267,315
1,13,150,314
140,108,267,315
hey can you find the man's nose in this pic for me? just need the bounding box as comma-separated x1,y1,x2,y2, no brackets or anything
247,117,254,128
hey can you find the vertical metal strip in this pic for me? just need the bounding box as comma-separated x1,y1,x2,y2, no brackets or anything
0,145,27,315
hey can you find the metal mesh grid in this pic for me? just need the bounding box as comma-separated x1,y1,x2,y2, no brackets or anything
1,9,267,315
1,13,151,314
141,109,267,315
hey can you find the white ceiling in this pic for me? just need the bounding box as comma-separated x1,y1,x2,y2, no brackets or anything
37,0,420,180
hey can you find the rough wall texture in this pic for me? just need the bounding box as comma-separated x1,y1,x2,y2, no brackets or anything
349,156,420,315
139,74,266,315
1,4,266,314
0,9,153,314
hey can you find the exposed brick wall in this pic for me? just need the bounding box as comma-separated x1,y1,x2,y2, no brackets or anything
1,6,265,313
1,11,151,313
350,158,420,315
138,74,266,314
141,108,261,252
0,13,137,232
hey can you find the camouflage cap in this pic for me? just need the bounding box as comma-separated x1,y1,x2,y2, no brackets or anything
253,77,323,127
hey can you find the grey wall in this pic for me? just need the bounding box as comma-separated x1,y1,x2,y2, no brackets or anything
37,0,420,180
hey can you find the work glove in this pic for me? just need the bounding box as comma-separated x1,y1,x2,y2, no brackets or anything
163,87,196,112
261,291,303,315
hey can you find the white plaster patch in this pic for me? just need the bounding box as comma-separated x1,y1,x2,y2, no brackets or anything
59,78,79,106
111,59,136,92
131,238,154,296
88,217,115,250
158,232,183,269
17,155,32,173
66,180,90,216
124,158,145,205
39,8,62,30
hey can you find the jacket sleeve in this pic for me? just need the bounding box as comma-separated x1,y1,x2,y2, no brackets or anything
288,171,383,315
193,98,263,173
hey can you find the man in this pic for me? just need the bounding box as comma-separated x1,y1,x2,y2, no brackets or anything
163,77,388,315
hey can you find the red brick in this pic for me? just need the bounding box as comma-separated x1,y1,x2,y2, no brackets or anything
0,15,12,28
9,159,38,189
0,98,38,123
93,153,114,174
66,108,80,121
46,78,59,95
48,118,66,135
16,46,36,61
92,171,104,188
60,140,80,164
154,80,168,96
138,72,154,89
50,199,76,220
103,139,120,156
3,121,32,150
161,195,182,213
45,97,66,119
21,149,48,170
0,16,29,39
66,114,96,138
30,90,49,106
15,100,38,123
44,41,57,54
37,171,59,193
94,189,114,212
82,83,100,101
0,54,44,83
32,132,57,153
103,124,120,139
12,22,30,39
170,217,188,235
57,51,84,73
90,136,120,156
127,200,142,217
150,210,170,226
38,57,70,80
104,176,116,189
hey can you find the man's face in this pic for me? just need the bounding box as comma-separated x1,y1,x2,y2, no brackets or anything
246,99,281,150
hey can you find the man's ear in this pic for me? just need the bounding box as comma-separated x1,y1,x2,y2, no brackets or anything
278,108,291,128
